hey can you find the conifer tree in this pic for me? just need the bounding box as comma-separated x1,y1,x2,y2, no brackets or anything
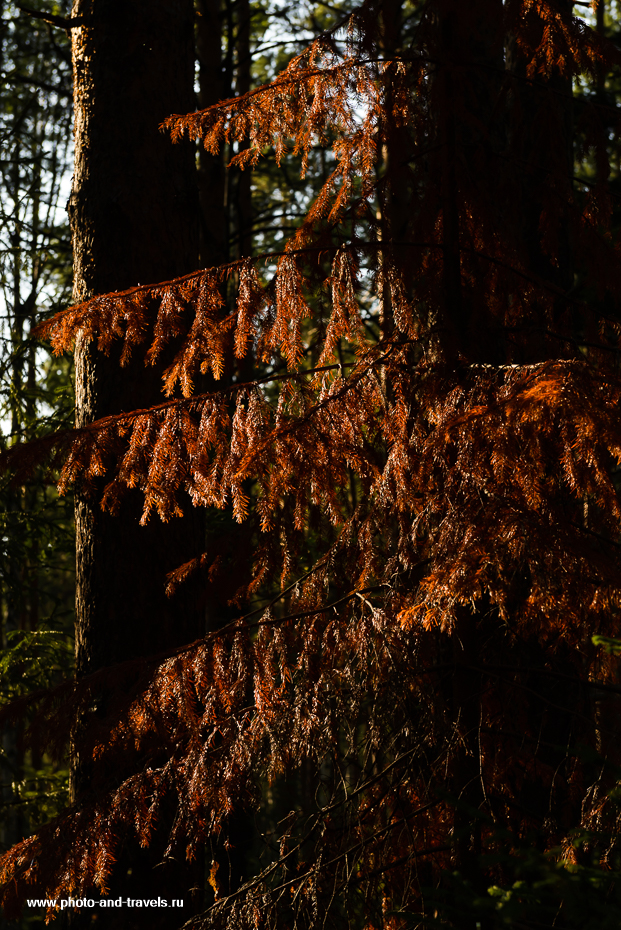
67,0,211,923
4,1,621,928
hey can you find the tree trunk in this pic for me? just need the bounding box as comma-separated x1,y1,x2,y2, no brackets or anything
376,0,408,353
69,0,206,921
197,0,228,268
235,0,252,262
505,0,574,361
70,0,203,677
433,0,505,362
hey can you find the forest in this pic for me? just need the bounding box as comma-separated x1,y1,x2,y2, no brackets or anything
3,0,621,928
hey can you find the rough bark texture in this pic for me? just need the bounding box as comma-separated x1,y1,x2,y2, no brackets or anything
70,0,203,678
69,1,205,922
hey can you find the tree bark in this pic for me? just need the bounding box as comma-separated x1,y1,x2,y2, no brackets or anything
70,0,203,677
69,0,206,922
433,0,505,362
505,0,574,360
235,0,252,262
197,0,228,268
377,0,408,351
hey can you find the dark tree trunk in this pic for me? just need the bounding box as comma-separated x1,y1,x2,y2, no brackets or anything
235,0,252,262
433,0,505,362
197,0,228,268
429,1,574,900
505,0,574,360
376,0,409,351
69,1,206,923
70,0,203,677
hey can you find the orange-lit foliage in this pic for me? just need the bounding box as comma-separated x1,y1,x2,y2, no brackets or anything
3,1,621,927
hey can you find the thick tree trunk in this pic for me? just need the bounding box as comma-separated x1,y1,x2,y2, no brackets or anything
69,0,205,922
432,1,576,896
433,0,505,362
505,0,574,360
70,0,203,677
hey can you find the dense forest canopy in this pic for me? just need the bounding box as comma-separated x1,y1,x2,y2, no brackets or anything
3,0,621,928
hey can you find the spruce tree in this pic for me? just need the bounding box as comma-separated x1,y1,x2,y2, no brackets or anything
4,1,621,928
67,0,211,924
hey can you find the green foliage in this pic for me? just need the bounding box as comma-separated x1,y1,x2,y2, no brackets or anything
0,629,72,701
592,634,621,655
421,845,621,930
